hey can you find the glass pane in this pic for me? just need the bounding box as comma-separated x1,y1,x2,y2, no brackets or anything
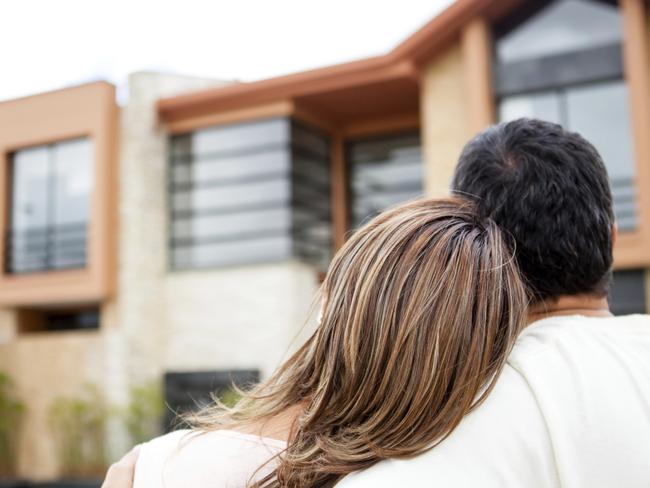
498,91,562,124
172,235,292,269
169,118,333,269
10,147,50,272
348,132,423,228
169,118,305,269
53,139,94,226
171,118,290,158
171,149,289,186
172,208,291,241
565,80,637,231
291,122,332,268
9,139,92,273
609,269,646,315
292,123,329,158
172,178,290,213
497,0,622,63
11,146,49,231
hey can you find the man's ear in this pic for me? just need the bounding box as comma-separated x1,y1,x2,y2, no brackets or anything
612,223,618,248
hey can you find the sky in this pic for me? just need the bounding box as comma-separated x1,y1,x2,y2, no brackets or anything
0,0,453,104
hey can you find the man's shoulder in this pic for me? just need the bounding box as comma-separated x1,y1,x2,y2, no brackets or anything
508,313,650,370
338,314,650,487
338,365,555,487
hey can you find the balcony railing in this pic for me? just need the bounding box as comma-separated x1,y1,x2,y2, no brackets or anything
4,222,87,274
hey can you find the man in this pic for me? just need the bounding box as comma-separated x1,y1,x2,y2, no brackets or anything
338,118,650,487
104,119,650,487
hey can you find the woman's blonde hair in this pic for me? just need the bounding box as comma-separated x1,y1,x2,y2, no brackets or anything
190,197,528,487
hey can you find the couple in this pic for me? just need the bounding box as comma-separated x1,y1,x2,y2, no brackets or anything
104,119,650,487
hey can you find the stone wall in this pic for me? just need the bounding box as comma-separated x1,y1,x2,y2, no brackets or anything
420,45,470,198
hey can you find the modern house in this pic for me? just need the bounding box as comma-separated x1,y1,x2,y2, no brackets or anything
0,0,648,480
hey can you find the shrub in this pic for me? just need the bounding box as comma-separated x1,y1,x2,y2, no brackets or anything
48,384,109,477
0,372,25,476
122,381,163,445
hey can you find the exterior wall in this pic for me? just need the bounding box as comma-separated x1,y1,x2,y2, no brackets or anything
0,82,118,306
116,72,320,386
163,263,319,377
0,82,118,480
0,72,322,480
420,44,469,198
0,331,106,478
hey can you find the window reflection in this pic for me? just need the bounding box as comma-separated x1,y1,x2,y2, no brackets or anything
9,139,93,273
169,118,332,270
495,0,636,231
347,132,423,228
497,0,622,63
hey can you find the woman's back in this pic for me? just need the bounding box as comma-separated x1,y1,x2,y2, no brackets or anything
133,429,286,488
132,198,528,487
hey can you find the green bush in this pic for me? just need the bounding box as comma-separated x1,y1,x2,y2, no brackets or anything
48,384,109,477
0,372,25,476
122,381,163,445
218,387,242,408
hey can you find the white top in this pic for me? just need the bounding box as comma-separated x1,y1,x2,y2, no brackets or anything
338,314,650,488
133,429,286,488
135,314,650,488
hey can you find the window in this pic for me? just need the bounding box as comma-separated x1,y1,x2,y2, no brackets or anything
609,270,646,315
17,306,100,333
8,138,94,273
163,369,259,430
169,118,331,269
347,132,423,228
495,0,636,230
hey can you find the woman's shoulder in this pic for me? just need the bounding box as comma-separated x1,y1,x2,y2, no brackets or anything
133,429,286,488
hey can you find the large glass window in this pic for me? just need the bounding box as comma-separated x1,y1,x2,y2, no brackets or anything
169,118,331,269
495,0,636,230
347,132,423,228
8,138,93,273
609,270,647,315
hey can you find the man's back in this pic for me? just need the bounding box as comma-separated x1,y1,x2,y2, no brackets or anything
338,315,650,488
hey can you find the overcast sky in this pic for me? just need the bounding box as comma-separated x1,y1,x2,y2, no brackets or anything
1,0,453,104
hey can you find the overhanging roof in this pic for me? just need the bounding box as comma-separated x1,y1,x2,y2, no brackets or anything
158,0,523,125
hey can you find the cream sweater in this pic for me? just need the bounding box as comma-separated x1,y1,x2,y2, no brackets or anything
339,314,650,488
133,429,285,487
135,315,650,487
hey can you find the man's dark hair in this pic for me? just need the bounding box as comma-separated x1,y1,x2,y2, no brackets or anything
451,118,614,303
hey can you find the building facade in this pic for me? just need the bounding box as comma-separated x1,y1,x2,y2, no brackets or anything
0,0,649,480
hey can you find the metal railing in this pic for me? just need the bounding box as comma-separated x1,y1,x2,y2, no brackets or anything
4,222,87,273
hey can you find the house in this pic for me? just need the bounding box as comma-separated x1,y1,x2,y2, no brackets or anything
0,0,648,480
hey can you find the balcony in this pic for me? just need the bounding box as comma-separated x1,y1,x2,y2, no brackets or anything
5,223,87,274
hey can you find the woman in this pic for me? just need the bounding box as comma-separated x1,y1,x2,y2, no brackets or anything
131,197,527,487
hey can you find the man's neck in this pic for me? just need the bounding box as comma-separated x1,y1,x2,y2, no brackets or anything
528,294,612,324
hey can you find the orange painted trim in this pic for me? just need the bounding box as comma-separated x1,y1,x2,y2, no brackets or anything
331,135,348,250
341,113,420,138
616,0,650,269
0,82,118,307
165,99,339,136
461,17,496,134
158,58,418,124
614,232,650,269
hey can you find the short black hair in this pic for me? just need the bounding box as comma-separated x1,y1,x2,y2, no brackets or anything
451,118,614,302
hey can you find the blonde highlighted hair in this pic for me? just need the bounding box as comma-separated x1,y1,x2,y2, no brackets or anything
190,197,528,487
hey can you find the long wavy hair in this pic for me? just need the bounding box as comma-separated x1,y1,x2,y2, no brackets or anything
189,197,528,487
